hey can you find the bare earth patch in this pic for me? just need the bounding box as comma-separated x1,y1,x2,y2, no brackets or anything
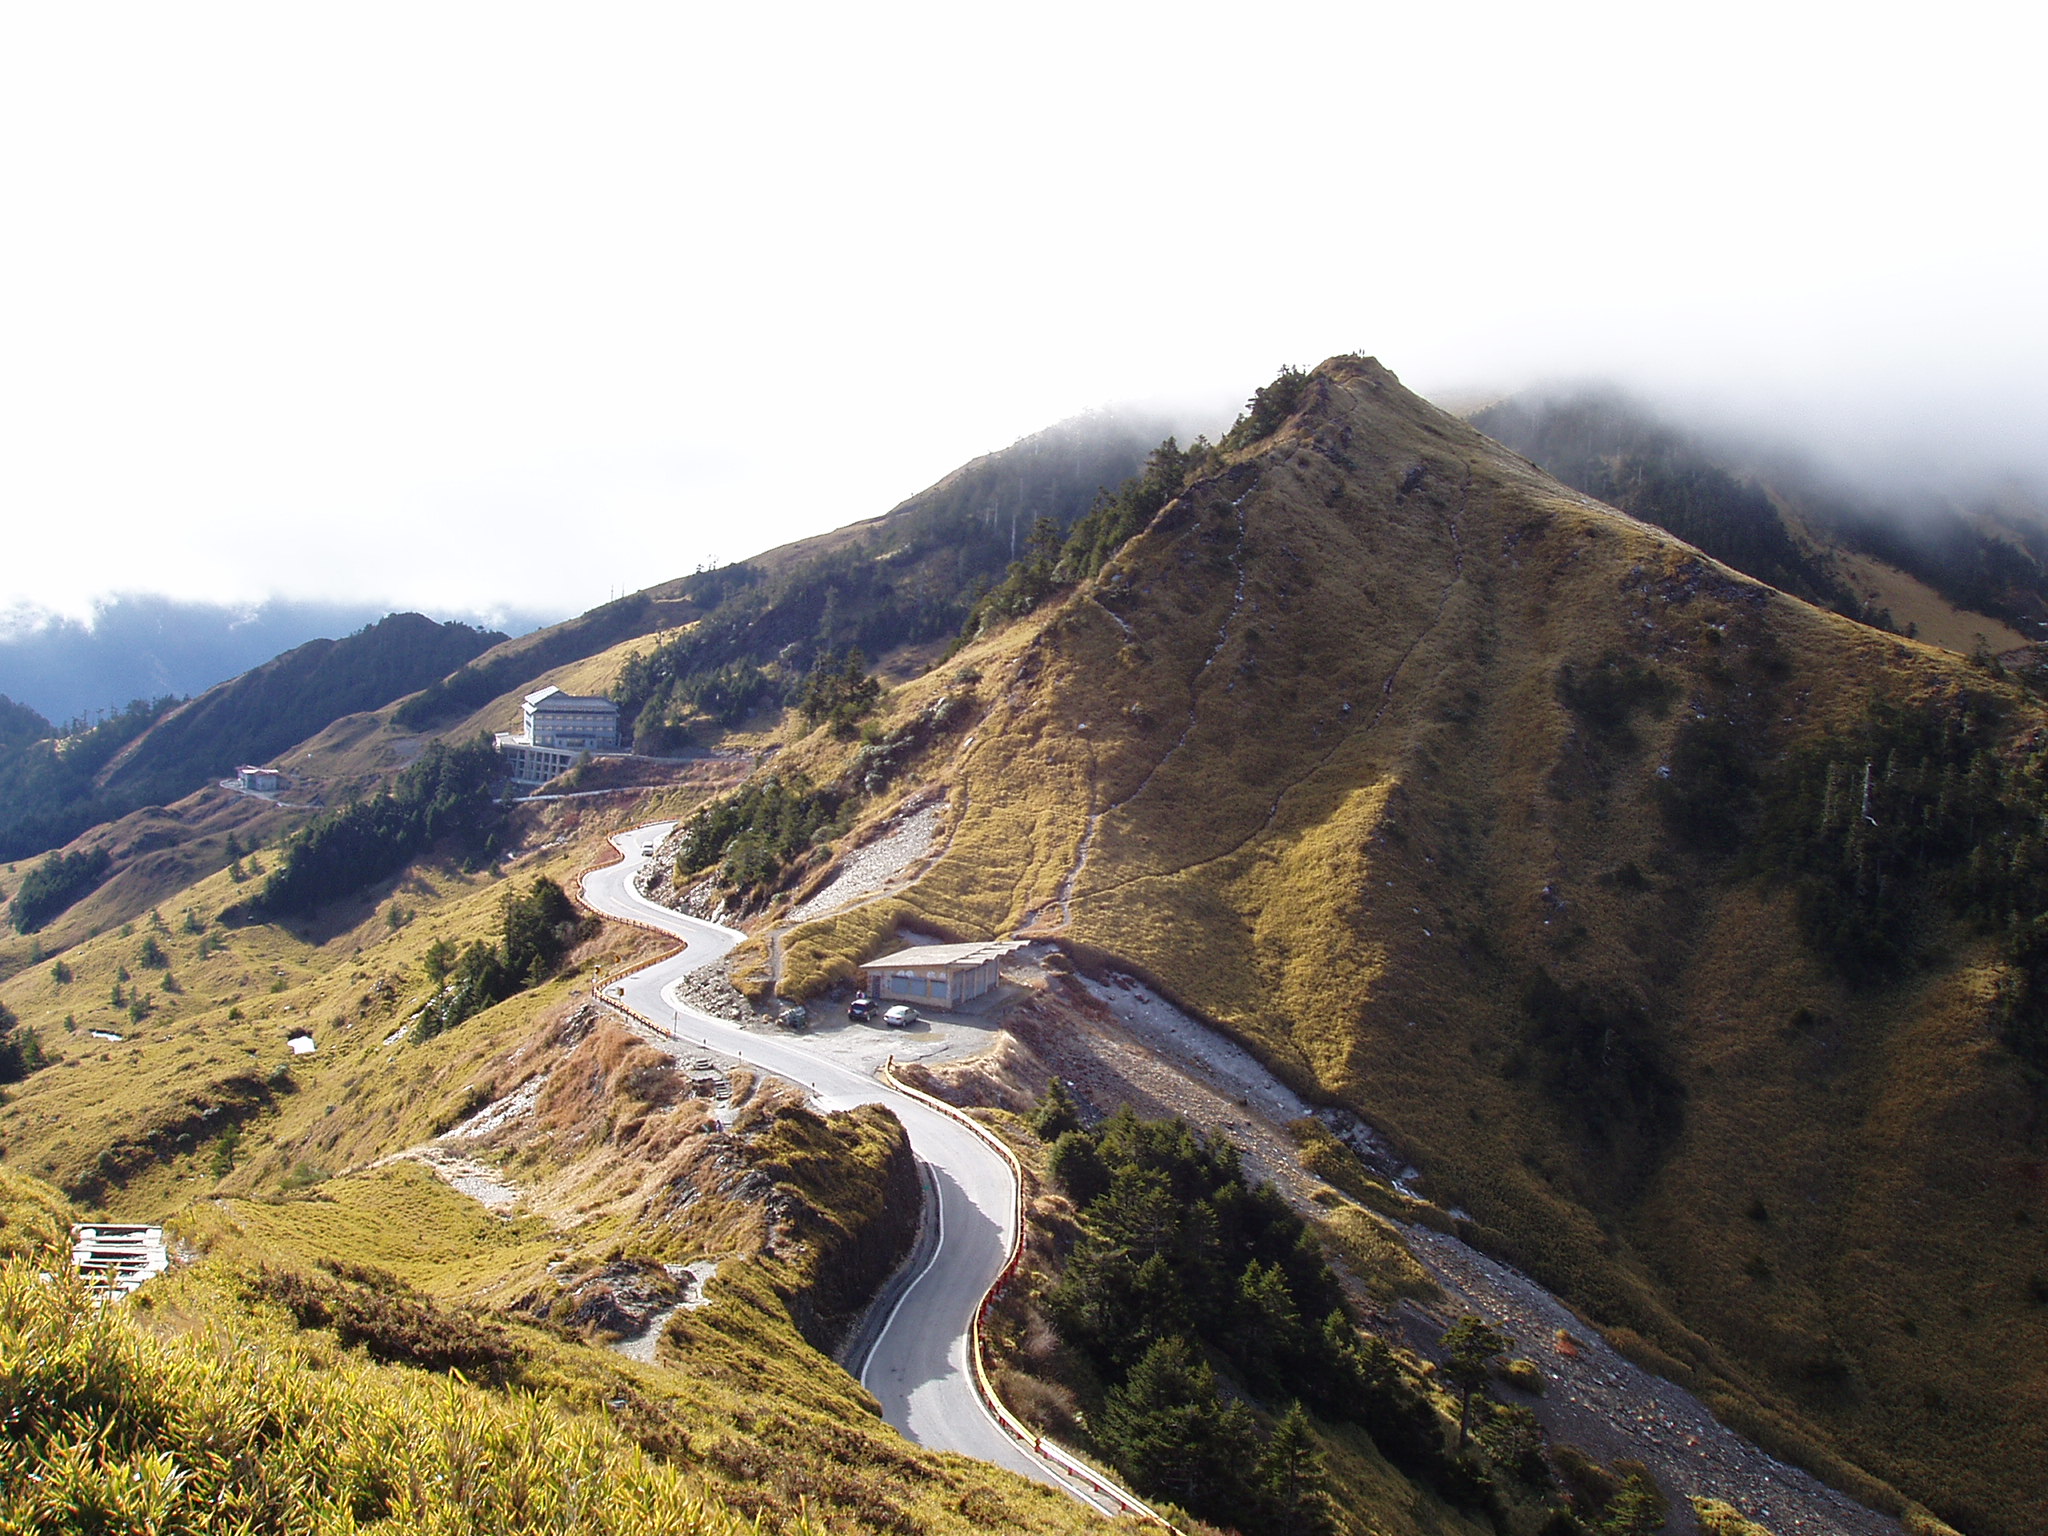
789,799,946,923
376,1145,523,1213
438,1073,550,1141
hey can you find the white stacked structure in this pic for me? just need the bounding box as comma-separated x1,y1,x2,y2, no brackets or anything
494,685,625,786
71,1223,170,1301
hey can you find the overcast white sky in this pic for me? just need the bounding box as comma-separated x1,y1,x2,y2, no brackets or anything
2,2,2042,625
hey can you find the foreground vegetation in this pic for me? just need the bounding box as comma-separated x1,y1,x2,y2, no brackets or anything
0,1259,811,1536
0,786,1104,1536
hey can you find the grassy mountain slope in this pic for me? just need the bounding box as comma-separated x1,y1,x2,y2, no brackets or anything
390,592,699,733
1472,389,2048,653
395,406,1177,750
752,357,2043,1534
0,794,1105,1536
0,787,294,973
98,612,505,806
0,410,1182,961
604,409,1181,751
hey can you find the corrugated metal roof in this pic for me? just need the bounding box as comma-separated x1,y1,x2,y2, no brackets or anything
861,940,1027,971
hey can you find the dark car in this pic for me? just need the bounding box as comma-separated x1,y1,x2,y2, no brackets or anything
846,992,875,1021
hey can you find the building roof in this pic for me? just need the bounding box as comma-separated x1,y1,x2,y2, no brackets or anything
524,685,617,712
862,940,1028,971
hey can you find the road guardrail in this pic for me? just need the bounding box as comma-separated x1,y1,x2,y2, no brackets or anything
880,1063,1178,1531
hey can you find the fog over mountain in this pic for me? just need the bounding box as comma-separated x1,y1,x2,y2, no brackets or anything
3,8,2038,631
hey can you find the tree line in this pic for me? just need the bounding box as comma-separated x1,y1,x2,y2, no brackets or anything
8,847,113,934
1032,1089,1525,1532
0,698,176,865
412,876,592,1042
1656,683,2048,1079
251,738,502,920
961,365,1311,644
1028,1088,1674,1533
604,417,1163,751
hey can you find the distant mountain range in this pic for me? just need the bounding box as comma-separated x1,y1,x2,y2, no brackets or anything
0,594,557,723
0,613,505,864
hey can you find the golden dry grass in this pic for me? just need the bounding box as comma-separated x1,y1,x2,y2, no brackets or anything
760,356,2048,1533
0,796,1113,1536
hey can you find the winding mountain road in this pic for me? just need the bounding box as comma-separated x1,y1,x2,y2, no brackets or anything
579,826,1120,1515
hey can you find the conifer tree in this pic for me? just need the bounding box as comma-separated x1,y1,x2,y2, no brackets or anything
1096,1337,1257,1519
1046,1129,1110,1205
1441,1315,1512,1449
1030,1076,1082,1141
1253,1403,1333,1536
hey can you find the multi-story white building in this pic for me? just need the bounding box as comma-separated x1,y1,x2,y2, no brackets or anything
494,686,624,786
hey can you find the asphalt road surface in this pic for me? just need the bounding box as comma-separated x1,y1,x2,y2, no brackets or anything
580,826,1114,1511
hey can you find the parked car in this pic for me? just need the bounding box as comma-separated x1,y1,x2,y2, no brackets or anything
883,1005,919,1029
777,1004,809,1031
846,992,875,1021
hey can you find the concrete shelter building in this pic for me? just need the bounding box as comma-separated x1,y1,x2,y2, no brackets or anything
860,940,1026,1010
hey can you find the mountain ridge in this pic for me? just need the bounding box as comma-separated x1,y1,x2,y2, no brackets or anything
1,355,2043,1532
743,355,2042,1534
1470,387,2048,653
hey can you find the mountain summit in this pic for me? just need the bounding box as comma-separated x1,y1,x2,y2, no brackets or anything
779,355,2043,1532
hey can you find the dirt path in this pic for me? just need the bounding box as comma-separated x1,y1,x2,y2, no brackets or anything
612,1261,718,1364
1400,1228,1896,1536
374,1144,522,1213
